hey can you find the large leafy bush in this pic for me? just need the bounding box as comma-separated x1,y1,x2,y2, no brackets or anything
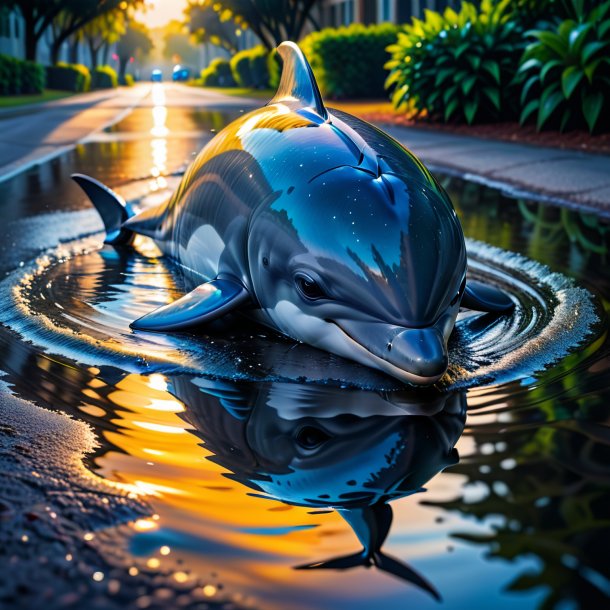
518,0,610,133
201,58,236,87
385,0,525,124
300,23,398,99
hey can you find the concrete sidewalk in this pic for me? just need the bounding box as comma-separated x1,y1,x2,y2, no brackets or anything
382,124,610,217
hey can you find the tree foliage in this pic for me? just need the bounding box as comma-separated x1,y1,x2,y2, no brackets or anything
162,19,200,65
186,0,321,51
0,0,141,61
186,1,241,53
116,20,153,80
80,8,127,68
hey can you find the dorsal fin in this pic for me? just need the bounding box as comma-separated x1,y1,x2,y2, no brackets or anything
268,41,328,121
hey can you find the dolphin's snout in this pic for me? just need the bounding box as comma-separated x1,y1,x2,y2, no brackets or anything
388,328,448,381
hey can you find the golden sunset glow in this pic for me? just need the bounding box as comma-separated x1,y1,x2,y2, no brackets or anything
135,0,190,28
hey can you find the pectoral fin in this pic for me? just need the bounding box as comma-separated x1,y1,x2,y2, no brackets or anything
462,280,514,313
130,278,250,332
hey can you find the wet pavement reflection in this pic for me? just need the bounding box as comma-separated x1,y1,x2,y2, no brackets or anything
0,84,609,609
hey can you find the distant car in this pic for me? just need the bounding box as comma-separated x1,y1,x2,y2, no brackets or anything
172,65,191,82
151,69,162,82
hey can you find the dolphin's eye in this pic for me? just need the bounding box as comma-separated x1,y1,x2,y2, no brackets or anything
295,425,331,450
295,273,326,301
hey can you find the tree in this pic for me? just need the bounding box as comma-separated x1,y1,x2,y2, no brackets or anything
186,2,241,54
47,0,141,65
116,20,153,81
162,19,199,66
186,0,321,52
81,8,127,69
0,0,139,62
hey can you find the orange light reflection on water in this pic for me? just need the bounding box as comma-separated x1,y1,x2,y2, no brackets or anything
80,370,467,609
93,373,345,555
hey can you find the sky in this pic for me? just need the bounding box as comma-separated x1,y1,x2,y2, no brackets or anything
135,0,190,28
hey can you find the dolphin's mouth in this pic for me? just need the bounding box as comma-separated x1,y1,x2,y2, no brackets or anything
326,320,447,386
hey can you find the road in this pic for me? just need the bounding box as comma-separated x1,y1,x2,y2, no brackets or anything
0,83,259,183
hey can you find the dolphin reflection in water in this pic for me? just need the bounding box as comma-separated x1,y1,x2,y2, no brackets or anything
169,376,466,599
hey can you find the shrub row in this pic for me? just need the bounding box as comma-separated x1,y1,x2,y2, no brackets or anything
386,0,610,133
200,46,272,89
201,58,236,87
46,62,91,92
300,23,399,99
91,65,118,89
230,45,270,88
0,54,45,95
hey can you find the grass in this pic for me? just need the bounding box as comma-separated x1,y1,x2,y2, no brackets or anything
193,85,274,100
0,89,74,109
191,84,397,116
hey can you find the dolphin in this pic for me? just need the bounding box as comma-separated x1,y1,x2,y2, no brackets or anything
72,41,513,385
172,375,467,598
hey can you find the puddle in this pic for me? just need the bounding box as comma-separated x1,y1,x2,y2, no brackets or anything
0,229,602,390
1,92,609,609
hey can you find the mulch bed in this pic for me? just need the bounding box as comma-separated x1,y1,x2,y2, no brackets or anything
356,111,610,156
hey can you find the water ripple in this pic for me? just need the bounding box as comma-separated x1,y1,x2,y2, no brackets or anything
0,233,603,390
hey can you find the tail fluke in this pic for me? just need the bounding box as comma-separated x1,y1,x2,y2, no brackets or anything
373,551,441,600
295,551,369,571
71,173,135,245
295,550,440,600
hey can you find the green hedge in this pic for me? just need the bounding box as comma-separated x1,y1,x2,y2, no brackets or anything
46,63,91,92
230,46,270,88
248,46,269,88
385,0,525,124
0,54,45,95
21,61,45,94
230,49,253,87
201,57,236,87
300,23,399,99
267,48,281,90
91,65,118,89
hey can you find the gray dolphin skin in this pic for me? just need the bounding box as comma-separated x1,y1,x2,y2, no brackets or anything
72,41,513,386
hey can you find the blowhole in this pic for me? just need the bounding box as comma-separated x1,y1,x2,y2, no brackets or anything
262,256,269,267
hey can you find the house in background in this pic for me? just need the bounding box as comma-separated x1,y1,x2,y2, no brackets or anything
0,7,114,66
0,8,23,58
